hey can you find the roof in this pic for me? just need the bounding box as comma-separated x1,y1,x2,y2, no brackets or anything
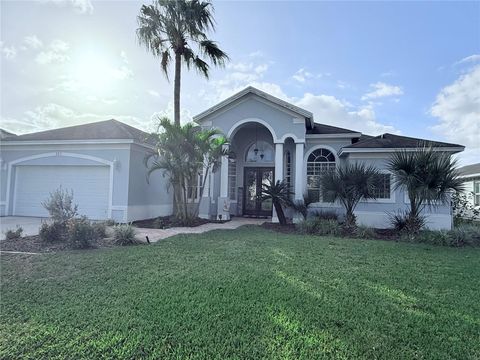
458,163,480,177
342,133,464,151
307,123,360,135
193,86,314,127
0,129,17,139
2,119,155,145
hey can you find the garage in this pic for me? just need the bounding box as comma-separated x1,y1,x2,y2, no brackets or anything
13,165,110,220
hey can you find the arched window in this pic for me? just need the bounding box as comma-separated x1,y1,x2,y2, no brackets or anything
306,148,336,202
284,150,291,189
245,141,274,162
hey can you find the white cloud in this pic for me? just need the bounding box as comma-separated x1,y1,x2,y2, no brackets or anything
430,65,480,154
292,68,314,83
148,90,160,97
361,82,404,100
1,42,17,60
36,39,70,64
23,35,43,50
455,54,480,65
1,103,147,135
38,0,93,14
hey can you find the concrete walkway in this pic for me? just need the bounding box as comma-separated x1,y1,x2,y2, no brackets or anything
135,217,266,243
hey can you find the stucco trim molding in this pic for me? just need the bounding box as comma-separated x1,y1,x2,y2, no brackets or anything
227,118,279,143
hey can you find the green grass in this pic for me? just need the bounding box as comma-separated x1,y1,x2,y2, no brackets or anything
1,226,479,359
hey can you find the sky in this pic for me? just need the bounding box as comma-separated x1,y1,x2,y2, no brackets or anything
1,0,479,165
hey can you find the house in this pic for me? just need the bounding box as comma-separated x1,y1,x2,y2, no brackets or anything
457,163,480,216
0,87,464,229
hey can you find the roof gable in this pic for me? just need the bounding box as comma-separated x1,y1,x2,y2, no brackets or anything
193,86,314,127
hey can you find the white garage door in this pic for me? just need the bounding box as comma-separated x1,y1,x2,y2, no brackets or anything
14,165,110,220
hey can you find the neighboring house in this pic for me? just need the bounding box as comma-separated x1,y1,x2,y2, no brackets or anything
458,163,480,215
0,87,464,229
0,120,173,222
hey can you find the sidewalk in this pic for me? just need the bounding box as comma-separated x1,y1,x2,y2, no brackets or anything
134,217,266,243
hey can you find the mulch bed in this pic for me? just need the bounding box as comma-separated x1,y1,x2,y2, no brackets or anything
0,235,124,253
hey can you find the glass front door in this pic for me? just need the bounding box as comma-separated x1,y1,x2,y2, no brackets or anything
243,167,274,217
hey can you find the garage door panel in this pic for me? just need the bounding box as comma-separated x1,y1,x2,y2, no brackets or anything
14,165,110,220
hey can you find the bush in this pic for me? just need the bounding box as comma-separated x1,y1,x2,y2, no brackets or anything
5,227,23,241
42,187,78,223
310,210,338,221
67,217,97,249
389,210,426,235
296,218,342,236
104,219,116,226
92,222,107,239
113,224,138,246
400,224,480,247
452,191,480,225
355,225,376,239
39,222,66,243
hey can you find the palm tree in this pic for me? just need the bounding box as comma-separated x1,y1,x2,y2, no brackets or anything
260,180,293,225
137,0,229,125
145,116,227,222
320,163,382,230
387,145,464,232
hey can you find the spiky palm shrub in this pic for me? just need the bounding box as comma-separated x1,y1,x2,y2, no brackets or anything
290,193,316,220
387,146,464,233
137,0,229,126
145,117,227,223
320,163,382,231
260,180,293,225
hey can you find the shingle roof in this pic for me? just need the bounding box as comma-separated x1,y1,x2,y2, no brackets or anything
342,133,464,150
306,123,360,135
458,163,480,177
2,119,155,145
0,129,17,139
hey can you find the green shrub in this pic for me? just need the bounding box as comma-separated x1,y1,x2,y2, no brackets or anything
67,217,96,249
92,222,107,239
42,187,78,223
5,227,23,241
400,224,480,247
389,210,426,235
449,225,480,247
113,224,138,246
39,222,66,243
296,218,342,236
311,210,338,221
355,225,376,239
104,219,116,226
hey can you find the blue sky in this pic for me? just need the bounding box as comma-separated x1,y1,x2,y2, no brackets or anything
1,0,479,164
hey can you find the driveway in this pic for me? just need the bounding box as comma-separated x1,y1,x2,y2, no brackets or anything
0,217,46,240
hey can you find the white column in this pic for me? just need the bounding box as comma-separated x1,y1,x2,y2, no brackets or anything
202,163,209,198
220,144,229,198
274,143,284,182
294,142,304,200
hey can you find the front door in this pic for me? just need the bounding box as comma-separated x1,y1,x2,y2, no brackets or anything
243,167,274,217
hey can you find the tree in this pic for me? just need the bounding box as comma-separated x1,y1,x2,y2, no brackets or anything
137,0,229,126
320,163,382,230
145,117,227,222
387,146,464,233
260,180,292,225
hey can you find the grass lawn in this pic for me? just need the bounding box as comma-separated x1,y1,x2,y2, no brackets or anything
1,226,479,359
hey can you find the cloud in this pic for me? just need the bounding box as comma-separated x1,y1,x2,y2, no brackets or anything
361,82,404,100
455,54,480,65
0,42,17,60
38,0,93,14
430,65,480,152
35,39,70,64
23,35,43,50
292,68,314,83
148,90,160,97
1,103,148,135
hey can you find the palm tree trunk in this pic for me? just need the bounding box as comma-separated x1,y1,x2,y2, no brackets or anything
274,201,287,225
174,52,181,126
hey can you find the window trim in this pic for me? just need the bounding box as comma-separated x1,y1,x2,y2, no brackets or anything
228,157,237,202
360,170,396,204
304,145,338,205
473,180,480,207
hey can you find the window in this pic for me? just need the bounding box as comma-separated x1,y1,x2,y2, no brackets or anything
228,158,237,201
306,148,336,202
474,180,480,206
374,173,391,199
284,151,291,189
245,141,274,162
187,174,201,202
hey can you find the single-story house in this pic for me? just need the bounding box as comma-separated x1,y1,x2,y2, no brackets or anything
457,163,480,216
0,86,464,229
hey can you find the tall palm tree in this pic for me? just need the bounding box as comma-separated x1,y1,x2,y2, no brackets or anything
387,145,464,232
321,163,382,229
137,0,229,125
